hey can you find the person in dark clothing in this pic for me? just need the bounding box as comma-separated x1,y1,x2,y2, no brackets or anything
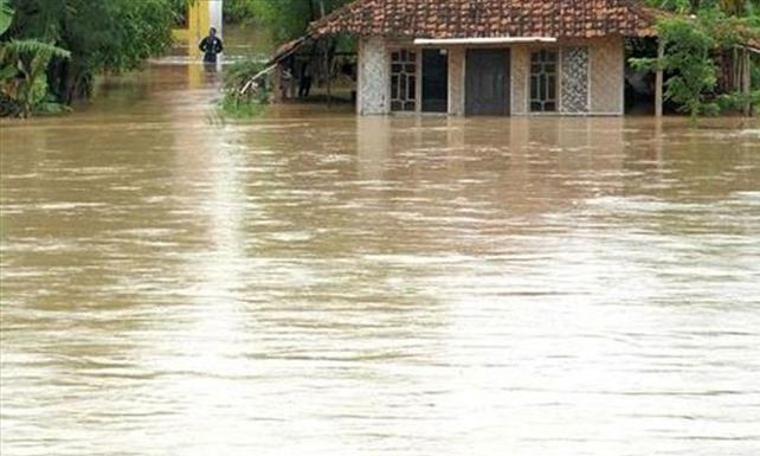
298,62,312,99
199,27,223,64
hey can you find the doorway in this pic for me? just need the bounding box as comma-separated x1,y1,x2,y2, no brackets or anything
465,49,510,116
422,49,449,113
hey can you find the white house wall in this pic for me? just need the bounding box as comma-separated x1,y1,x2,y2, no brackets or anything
357,36,625,116
358,37,390,115
589,36,625,115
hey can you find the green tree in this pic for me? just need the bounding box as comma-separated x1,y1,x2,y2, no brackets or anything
248,0,351,42
638,1,760,117
634,17,720,118
647,0,760,14
1,0,176,116
224,0,257,25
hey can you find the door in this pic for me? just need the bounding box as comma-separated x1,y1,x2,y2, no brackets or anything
465,49,510,116
422,49,448,112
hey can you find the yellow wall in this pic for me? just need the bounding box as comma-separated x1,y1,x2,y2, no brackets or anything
171,1,223,88
172,0,221,49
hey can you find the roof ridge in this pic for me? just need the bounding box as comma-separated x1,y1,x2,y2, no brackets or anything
307,0,658,40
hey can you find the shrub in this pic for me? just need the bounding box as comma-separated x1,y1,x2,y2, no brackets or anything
219,58,270,118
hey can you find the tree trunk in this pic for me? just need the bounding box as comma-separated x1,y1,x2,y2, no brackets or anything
655,39,664,117
742,49,751,116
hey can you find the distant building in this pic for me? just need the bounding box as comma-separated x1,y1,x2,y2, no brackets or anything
275,0,660,116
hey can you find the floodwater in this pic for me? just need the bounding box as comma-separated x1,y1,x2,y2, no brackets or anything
2,51,760,456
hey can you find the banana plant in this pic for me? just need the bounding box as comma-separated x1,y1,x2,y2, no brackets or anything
1,1,70,117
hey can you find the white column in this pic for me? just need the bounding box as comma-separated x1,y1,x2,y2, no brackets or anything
358,37,390,115
209,0,223,36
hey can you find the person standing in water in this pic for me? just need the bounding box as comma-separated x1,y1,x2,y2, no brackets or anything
199,27,224,64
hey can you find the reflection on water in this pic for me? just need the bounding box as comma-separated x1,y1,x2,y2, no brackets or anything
1,60,760,456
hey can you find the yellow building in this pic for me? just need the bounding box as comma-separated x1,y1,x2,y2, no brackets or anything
172,0,224,50
172,0,224,87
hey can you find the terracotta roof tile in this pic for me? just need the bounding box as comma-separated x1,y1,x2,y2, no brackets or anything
310,0,657,39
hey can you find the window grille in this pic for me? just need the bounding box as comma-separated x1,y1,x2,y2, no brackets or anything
391,50,417,112
530,50,558,112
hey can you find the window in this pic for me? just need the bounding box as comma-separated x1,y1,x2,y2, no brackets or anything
530,50,558,112
391,50,417,112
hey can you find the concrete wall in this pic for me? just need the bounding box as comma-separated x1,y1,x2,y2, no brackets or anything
358,37,390,115
448,48,465,116
357,36,625,116
511,47,530,115
510,38,624,116
589,36,625,115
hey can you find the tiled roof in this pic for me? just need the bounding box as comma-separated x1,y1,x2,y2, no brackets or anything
310,0,658,39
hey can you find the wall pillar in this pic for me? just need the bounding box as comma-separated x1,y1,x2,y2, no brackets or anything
358,37,390,115
209,0,223,36
447,47,465,116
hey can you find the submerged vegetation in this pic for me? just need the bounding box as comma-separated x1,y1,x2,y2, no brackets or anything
0,0,350,117
219,58,270,118
1,0,175,117
1,0,758,118
0,32,71,117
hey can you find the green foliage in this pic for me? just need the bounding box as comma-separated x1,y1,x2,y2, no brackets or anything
15,0,176,74
0,0,13,35
220,94,267,118
1,0,176,116
0,38,70,117
646,0,760,15
248,0,351,42
632,5,760,119
169,0,196,27
646,0,695,13
631,16,719,118
224,0,257,25
219,58,269,118
92,0,175,72
717,89,760,110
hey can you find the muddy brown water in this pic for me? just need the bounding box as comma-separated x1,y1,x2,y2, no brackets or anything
1,57,760,456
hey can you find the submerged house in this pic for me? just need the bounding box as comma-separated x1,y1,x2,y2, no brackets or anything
276,0,661,116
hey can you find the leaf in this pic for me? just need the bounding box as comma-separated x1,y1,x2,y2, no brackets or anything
2,39,71,60
0,0,14,35
0,63,17,80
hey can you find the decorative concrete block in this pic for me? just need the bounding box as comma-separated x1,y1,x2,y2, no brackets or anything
561,47,590,113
